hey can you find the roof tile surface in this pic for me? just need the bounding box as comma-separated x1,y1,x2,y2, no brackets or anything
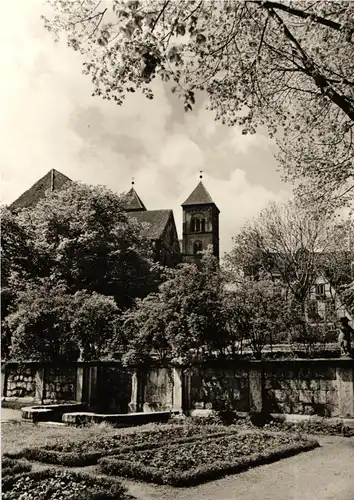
182,181,216,206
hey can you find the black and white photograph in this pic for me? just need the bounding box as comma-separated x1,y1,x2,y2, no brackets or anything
1,1,353,499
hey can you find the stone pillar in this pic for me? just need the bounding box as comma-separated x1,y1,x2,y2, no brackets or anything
87,365,98,407
35,367,45,403
76,365,85,403
336,362,354,418
1,365,7,398
249,363,263,413
129,372,139,413
129,371,145,413
172,367,183,412
182,369,193,411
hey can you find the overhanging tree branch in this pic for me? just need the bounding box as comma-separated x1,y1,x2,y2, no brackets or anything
268,7,354,121
252,0,354,40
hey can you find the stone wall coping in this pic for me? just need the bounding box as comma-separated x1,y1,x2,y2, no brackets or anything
2,360,125,368
2,357,353,371
251,358,353,366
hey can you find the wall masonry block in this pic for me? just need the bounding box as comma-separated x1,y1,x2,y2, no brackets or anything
313,390,327,405
336,364,354,418
299,390,313,404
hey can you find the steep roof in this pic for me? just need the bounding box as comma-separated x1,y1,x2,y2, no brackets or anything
123,187,147,212
126,209,172,239
182,181,218,208
10,169,72,210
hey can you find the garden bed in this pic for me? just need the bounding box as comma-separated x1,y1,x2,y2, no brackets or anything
99,430,319,486
2,469,131,500
2,457,32,479
6,424,237,466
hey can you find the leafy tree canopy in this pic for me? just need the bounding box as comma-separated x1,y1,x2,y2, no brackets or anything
44,0,354,205
7,281,119,361
225,199,353,311
118,248,303,363
1,183,161,360
119,249,228,365
14,182,160,307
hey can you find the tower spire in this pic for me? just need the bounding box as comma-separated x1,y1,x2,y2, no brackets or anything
199,170,203,179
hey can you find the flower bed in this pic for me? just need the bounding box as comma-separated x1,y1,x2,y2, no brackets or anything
2,457,32,479
99,431,319,486
2,469,130,500
6,424,237,467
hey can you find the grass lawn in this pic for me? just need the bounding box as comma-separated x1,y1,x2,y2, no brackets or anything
1,420,135,456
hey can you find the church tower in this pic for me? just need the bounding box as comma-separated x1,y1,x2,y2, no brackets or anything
182,175,220,264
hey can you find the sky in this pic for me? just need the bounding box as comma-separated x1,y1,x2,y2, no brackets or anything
0,0,292,256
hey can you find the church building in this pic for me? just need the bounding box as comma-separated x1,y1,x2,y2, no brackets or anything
10,169,220,267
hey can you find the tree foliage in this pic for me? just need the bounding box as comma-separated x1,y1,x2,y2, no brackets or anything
223,278,303,358
43,0,354,204
118,249,301,363
7,281,119,361
14,183,158,307
225,199,353,308
1,183,160,361
119,249,229,365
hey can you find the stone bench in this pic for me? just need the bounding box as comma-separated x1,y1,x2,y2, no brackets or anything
21,403,87,422
62,410,173,427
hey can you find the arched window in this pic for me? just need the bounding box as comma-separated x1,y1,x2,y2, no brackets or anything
191,215,206,233
193,241,203,255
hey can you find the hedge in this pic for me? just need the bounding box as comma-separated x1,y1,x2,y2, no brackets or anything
1,457,32,479
5,429,236,467
2,468,130,500
99,439,320,487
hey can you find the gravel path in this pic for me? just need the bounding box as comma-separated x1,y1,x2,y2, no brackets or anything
1,408,22,422
119,436,354,500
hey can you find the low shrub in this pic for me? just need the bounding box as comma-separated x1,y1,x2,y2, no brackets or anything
2,457,32,479
265,419,354,437
2,469,130,500
99,431,319,486
5,448,104,467
44,423,229,453
6,425,237,466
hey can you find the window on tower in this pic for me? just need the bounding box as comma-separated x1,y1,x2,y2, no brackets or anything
193,241,203,255
191,215,206,233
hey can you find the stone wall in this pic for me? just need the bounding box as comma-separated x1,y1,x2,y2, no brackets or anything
139,360,352,419
187,366,249,411
3,359,353,420
4,364,36,398
263,361,338,417
143,367,174,411
44,366,77,401
95,364,132,413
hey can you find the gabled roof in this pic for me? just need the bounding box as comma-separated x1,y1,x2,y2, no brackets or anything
126,209,173,239
123,187,147,212
182,181,218,209
10,169,72,210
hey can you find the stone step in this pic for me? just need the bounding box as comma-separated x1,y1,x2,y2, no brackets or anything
62,410,173,427
21,403,87,422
